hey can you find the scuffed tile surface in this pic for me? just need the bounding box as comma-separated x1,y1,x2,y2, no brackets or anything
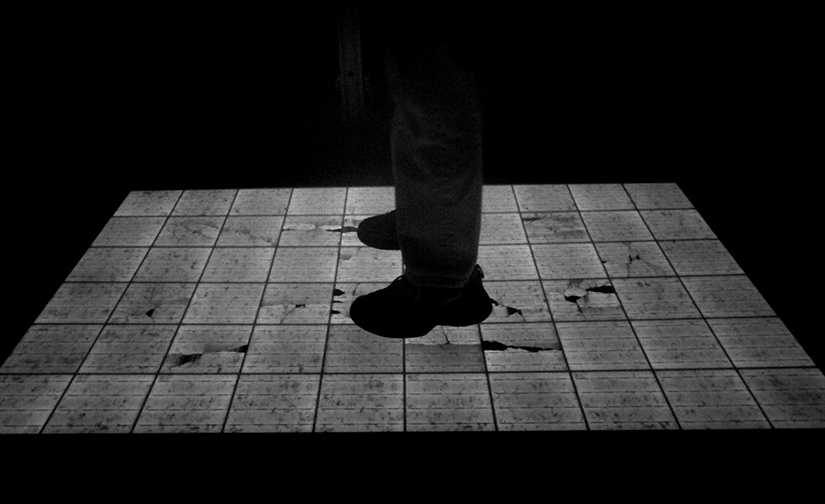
323,325,403,373
1,325,101,374
172,189,237,216
483,185,518,213
43,375,154,433
315,374,404,432
658,240,744,276
134,374,237,433
481,213,527,244
230,188,291,215
632,319,732,369
481,323,566,372
513,185,576,212
133,248,211,282
572,371,678,430
544,279,626,321
162,325,252,374
569,184,634,211
611,277,701,320
739,368,825,428
532,243,607,279
109,283,196,324
406,373,495,431
258,283,333,324
657,369,769,429
477,245,538,280
483,280,552,323
201,247,274,283
345,186,395,215
581,211,654,242
624,183,693,209
681,276,775,318
288,187,346,215
336,247,402,282
279,216,343,247
79,325,177,374
115,190,182,216
406,326,485,373
217,216,283,246
154,216,225,246
225,374,320,433
708,318,814,367
489,372,586,431
0,375,73,433
182,283,265,324
92,217,166,246
640,210,716,240
243,326,327,373
65,247,148,282
35,283,127,324
269,247,338,282
522,212,589,244
595,242,675,278
556,321,649,371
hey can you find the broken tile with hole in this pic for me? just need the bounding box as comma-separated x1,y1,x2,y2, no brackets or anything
182,283,265,324
707,318,814,367
35,283,127,324
657,369,769,429
581,211,654,242
216,216,283,246
611,277,702,320
79,325,177,373
489,372,586,431
257,283,333,324
269,247,338,283
681,275,775,318
594,241,675,278
243,326,327,373
109,283,196,324
544,279,626,321
739,368,825,429
114,190,182,217
315,374,404,432
154,216,225,246
0,325,101,374
336,247,402,283
278,215,344,247
480,323,566,372
345,186,395,215
624,183,693,209
405,326,485,373
66,247,148,282
522,212,589,244
323,325,403,373
556,321,650,371
92,217,167,246
632,319,732,369
405,373,495,431
230,188,292,215
531,243,608,279
172,189,237,216
42,375,154,433
482,185,518,213
201,247,274,283
133,247,211,282
513,185,576,212
480,213,527,244
477,245,538,280
0,375,73,433
640,210,717,240
288,187,346,215
162,325,252,373
572,370,678,430
483,280,552,323
569,184,634,210
133,374,237,433
224,374,320,433
658,240,744,276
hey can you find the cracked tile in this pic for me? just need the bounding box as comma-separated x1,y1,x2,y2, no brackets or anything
278,215,344,247
513,185,576,212
483,280,552,323
658,240,744,276
556,321,649,371
243,326,327,373
341,216,370,246
230,188,291,215
0,375,73,433
0,325,101,374
133,247,211,282
224,374,320,433
182,283,265,324
114,190,182,217
323,325,403,373
522,212,589,244
611,277,701,320
35,283,127,324
640,210,716,240
109,283,196,324
624,183,693,209
133,374,237,433
216,216,283,246
681,275,775,318
336,247,402,282
92,217,167,246
572,370,678,430
569,184,634,211
544,279,626,321
632,319,732,369
258,283,334,324
482,185,518,213
288,187,346,215
315,374,404,432
480,213,527,244
657,369,769,429
80,325,177,373
161,325,252,374
405,326,485,372
581,211,654,242
707,318,814,368
345,186,395,215
43,375,154,433
172,189,237,216
406,373,495,431
65,247,148,282
489,372,586,431
477,245,538,280
481,323,566,372
594,242,675,278
532,243,607,279
201,247,274,282
739,368,825,428
330,282,386,324
154,216,225,246
269,247,338,283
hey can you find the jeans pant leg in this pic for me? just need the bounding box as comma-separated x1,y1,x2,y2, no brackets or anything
385,33,483,289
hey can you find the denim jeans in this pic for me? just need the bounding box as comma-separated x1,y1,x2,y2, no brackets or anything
384,20,483,289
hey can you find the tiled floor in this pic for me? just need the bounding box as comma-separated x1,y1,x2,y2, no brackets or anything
1,183,823,433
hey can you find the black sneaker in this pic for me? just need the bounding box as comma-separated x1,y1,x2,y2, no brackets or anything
349,264,493,338
356,210,400,250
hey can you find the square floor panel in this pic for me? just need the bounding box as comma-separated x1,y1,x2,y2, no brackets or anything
513,185,577,212
315,374,404,432
258,283,334,324
279,216,343,247
581,211,654,242
594,242,675,278
0,375,73,433
79,325,177,374
405,326,485,373
480,323,566,372
658,240,744,276
555,321,650,371
182,284,265,324
640,210,717,240
91,217,167,246
532,243,608,279
483,280,552,323
154,217,225,247
269,247,338,283
0,325,101,374
243,326,327,373
681,276,775,318
405,373,495,432
482,185,519,213
288,187,346,215
345,186,395,215
477,245,539,281
161,325,252,374
631,319,732,369
707,318,815,368
172,189,237,216
489,372,586,431
224,374,320,433
35,283,128,324
611,277,702,320
134,374,238,433
109,283,197,324
336,247,402,283
624,183,693,209
480,213,528,244
544,279,627,321
323,325,403,373
114,190,182,217
230,188,292,216
739,368,825,429
200,247,275,283
133,247,212,282
65,247,148,282
216,216,283,247
522,212,590,244
569,184,634,211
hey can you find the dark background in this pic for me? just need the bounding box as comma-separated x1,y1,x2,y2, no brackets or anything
6,4,818,370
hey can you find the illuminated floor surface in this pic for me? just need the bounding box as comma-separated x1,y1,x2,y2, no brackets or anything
2,183,823,433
